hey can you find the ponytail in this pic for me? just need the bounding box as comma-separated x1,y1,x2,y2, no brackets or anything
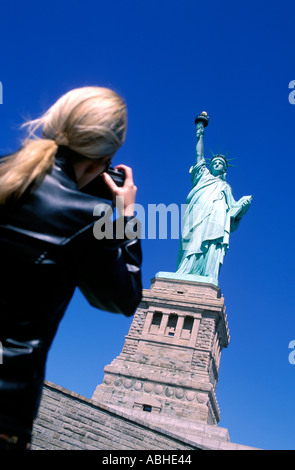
0,139,57,204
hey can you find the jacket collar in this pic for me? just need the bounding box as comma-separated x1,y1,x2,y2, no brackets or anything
54,146,79,183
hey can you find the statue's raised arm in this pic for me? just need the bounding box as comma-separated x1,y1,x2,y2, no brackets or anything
195,112,209,164
177,112,252,286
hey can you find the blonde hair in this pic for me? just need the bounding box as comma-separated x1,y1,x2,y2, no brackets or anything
0,86,127,204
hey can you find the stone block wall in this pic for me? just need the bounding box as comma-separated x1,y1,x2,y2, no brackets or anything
31,382,202,450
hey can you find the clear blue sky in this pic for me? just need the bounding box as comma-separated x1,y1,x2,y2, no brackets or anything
1,0,295,451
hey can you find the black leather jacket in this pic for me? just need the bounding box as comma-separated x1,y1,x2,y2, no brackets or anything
0,149,142,441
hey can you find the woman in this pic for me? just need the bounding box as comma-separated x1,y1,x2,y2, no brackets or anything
0,86,142,449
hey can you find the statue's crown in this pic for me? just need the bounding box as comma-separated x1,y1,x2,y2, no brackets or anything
207,150,236,168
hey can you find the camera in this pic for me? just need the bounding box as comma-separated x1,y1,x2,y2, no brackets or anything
81,167,125,200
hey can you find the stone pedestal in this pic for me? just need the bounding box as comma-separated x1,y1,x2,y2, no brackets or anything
92,275,230,441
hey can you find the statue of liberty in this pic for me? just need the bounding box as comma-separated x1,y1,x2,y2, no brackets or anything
176,112,252,285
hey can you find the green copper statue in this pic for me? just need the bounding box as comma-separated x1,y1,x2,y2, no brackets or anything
176,112,252,285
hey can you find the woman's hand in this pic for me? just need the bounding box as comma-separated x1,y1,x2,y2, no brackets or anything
101,164,137,216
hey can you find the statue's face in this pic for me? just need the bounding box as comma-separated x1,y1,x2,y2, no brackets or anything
210,158,226,177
